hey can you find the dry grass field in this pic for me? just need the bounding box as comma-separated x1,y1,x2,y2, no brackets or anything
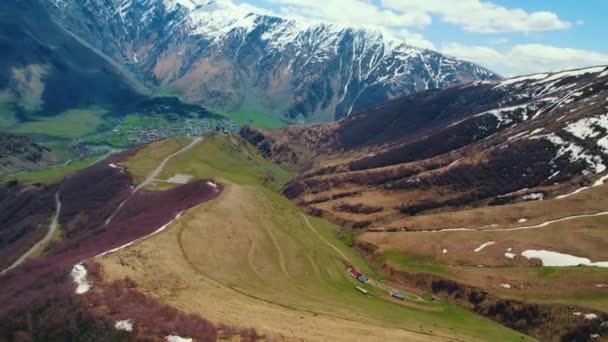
359,188,608,311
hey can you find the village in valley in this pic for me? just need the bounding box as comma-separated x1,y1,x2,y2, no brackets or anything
72,117,241,158
116,118,241,146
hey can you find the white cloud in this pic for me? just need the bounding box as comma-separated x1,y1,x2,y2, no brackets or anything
442,43,608,77
389,29,436,50
266,0,431,28
382,0,571,33
253,0,572,51
261,0,571,33
489,38,509,45
247,0,435,49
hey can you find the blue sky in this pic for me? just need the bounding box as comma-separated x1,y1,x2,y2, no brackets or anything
233,0,608,76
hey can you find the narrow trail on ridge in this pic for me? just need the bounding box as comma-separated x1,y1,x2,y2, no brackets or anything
105,137,203,225
2,192,62,275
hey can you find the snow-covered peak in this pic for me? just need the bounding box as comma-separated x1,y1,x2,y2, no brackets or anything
188,1,258,41
198,0,238,12
163,0,201,11
161,0,411,52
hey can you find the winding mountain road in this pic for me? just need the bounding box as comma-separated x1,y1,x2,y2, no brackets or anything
300,213,426,302
105,137,202,225
1,192,62,275
415,210,608,234
300,213,350,262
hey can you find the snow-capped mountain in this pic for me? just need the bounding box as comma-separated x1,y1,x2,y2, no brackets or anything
45,0,499,122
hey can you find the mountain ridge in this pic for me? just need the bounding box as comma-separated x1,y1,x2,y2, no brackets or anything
44,0,499,122
242,65,608,227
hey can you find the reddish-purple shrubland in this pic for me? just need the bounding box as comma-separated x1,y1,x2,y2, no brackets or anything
0,148,222,340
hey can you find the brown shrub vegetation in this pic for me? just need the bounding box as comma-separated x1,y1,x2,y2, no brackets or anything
334,203,383,214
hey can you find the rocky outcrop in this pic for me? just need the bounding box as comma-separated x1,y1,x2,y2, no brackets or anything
0,133,57,175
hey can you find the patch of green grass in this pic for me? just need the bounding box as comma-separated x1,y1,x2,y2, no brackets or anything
485,264,607,280
122,113,166,127
29,224,62,260
0,91,18,129
85,114,169,148
119,137,192,184
154,133,293,191
217,108,288,129
340,231,357,247
534,267,571,278
449,265,608,312
382,250,449,276
45,141,73,161
534,290,608,312
1,156,100,184
9,107,107,138
154,87,181,97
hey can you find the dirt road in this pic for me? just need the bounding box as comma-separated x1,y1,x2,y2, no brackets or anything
418,210,608,234
1,192,61,275
105,137,202,225
300,213,426,302
300,213,350,262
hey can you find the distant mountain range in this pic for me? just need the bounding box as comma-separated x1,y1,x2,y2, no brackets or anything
33,0,498,122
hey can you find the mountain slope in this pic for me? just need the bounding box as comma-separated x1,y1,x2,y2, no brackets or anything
242,66,608,341
0,133,57,175
0,0,144,120
243,65,608,228
0,135,534,342
44,0,499,122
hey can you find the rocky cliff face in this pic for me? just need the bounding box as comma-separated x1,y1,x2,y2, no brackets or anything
45,0,499,122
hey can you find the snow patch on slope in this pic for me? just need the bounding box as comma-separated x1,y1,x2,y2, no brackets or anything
71,263,92,294
521,250,608,267
115,319,134,332
166,335,193,342
530,133,605,174
494,73,548,89
188,0,257,42
566,113,608,138
533,66,607,85
474,241,495,252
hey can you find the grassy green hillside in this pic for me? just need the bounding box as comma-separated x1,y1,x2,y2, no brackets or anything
217,108,288,129
102,134,535,342
1,156,100,183
9,107,107,138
